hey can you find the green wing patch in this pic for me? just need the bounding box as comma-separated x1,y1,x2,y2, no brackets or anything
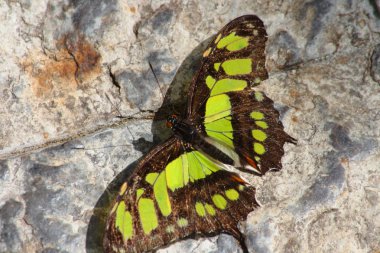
104,138,259,253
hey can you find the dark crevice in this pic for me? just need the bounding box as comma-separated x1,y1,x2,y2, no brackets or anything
107,66,121,94
133,21,141,38
65,41,80,85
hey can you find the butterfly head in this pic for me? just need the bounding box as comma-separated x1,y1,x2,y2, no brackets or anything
166,114,179,129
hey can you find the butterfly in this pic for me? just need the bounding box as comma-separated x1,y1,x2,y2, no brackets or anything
103,15,295,253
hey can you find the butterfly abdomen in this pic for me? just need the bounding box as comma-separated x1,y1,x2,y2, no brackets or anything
193,136,235,166
170,117,236,166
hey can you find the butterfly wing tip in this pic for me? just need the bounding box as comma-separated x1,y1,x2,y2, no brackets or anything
286,134,297,145
230,229,249,253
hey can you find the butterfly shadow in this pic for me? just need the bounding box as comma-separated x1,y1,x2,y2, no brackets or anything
85,36,213,253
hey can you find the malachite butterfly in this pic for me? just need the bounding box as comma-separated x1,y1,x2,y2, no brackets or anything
103,15,295,253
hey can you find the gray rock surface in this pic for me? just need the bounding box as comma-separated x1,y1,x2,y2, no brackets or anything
0,1,379,253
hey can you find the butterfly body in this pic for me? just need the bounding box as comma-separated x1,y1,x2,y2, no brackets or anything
167,115,197,142
104,15,295,253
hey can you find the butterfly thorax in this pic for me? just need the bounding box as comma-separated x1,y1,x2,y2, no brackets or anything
166,114,197,143
167,114,234,165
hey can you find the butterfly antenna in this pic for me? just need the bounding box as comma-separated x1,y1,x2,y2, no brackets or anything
148,61,165,101
105,93,125,119
126,125,136,142
71,144,132,151
148,61,177,116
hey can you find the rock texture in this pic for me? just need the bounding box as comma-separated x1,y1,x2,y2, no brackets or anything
0,1,379,253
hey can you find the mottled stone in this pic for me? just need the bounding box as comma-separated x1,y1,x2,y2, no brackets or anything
0,1,379,253
0,200,23,252
267,30,301,69
371,0,380,17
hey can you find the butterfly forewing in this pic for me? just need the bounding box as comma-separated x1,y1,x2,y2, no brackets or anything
187,15,268,118
104,137,259,253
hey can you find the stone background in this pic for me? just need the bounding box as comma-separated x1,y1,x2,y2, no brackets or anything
0,0,379,252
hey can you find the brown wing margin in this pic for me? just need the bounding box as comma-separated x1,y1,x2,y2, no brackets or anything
186,15,268,120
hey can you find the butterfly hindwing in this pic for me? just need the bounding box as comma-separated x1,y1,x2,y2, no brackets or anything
199,89,295,175
228,90,295,174
104,137,259,253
